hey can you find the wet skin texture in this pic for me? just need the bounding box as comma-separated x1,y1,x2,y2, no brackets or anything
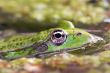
0,21,104,60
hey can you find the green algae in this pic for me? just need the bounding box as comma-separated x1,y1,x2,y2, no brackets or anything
0,0,106,31
0,51,110,73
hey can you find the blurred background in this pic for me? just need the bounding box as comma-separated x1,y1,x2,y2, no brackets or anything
0,0,109,33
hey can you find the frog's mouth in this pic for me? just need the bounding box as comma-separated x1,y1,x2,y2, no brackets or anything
31,34,105,58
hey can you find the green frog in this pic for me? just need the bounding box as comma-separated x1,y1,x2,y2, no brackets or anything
0,20,104,60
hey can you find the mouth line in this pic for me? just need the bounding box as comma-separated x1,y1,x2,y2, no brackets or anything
32,35,105,58
31,42,90,58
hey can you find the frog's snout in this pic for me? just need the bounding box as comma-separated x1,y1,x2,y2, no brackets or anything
89,34,104,43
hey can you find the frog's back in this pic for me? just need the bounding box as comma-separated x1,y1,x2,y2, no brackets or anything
0,30,49,51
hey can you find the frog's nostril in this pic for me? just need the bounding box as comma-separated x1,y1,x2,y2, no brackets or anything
76,32,82,36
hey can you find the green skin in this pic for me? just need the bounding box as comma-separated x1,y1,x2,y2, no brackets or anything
0,21,104,60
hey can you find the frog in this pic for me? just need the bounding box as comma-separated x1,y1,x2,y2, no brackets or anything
0,20,104,60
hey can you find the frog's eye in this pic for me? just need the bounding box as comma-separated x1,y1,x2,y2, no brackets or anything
51,29,67,46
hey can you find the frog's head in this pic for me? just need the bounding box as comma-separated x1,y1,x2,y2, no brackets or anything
36,21,104,53
46,28,103,52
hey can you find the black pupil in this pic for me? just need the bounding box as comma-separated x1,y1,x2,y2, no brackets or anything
55,33,62,38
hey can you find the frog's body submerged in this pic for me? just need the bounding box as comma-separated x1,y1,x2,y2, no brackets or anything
0,21,104,60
